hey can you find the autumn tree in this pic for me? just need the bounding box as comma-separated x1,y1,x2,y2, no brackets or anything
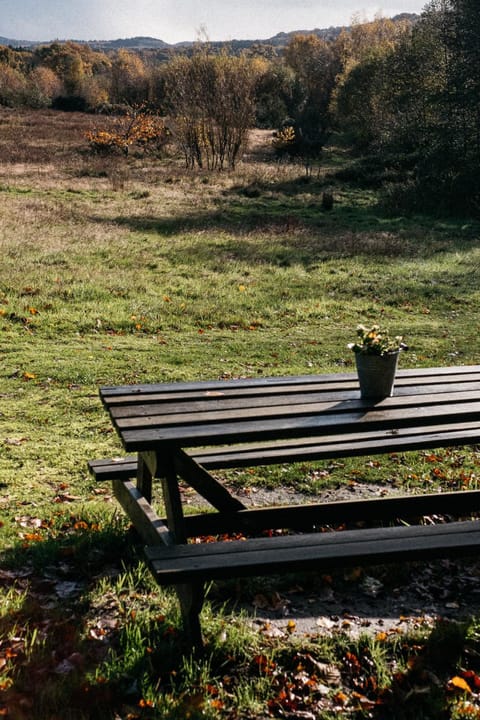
85,104,169,156
332,17,412,152
110,50,148,105
162,48,257,170
282,34,340,161
0,63,27,106
26,66,62,107
33,42,111,109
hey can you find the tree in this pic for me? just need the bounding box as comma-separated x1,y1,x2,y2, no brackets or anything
110,50,148,105
332,17,412,152
85,104,169,157
0,64,27,106
26,66,62,107
33,41,111,109
163,49,257,170
283,34,340,162
341,1,480,215
253,60,295,129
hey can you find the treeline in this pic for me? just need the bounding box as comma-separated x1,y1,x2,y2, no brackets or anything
1,0,479,215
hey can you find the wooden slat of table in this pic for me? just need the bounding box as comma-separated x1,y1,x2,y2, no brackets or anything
100,373,357,400
103,382,359,407
107,384,480,422
101,373,480,410
111,390,480,430
118,400,480,451
99,365,480,399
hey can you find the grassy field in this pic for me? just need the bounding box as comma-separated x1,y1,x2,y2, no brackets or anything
2,108,480,718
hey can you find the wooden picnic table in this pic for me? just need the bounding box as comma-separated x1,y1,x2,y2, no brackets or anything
93,365,480,648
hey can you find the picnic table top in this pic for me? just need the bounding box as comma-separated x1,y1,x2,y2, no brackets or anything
99,365,480,455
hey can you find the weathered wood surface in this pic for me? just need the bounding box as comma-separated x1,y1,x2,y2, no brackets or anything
89,452,480,535
99,365,480,398
145,520,480,584
112,479,174,547
99,367,480,454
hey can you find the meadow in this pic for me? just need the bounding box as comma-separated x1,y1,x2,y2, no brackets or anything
2,108,480,718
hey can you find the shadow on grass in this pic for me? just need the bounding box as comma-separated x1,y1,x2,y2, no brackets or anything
0,521,188,719
91,173,480,270
87,185,480,315
3,522,480,718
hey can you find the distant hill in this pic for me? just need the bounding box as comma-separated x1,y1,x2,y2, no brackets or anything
88,36,171,50
0,14,419,52
0,36,38,47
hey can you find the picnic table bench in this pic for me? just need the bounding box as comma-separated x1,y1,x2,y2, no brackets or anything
89,365,480,649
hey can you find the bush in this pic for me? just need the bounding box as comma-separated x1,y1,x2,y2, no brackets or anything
85,106,169,157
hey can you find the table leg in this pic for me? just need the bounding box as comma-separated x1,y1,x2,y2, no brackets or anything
137,451,155,504
177,583,205,652
138,450,205,648
158,452,188,544
156,451,206,647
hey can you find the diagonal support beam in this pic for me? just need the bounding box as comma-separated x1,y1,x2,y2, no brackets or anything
113,479,174,547
173,449,246,512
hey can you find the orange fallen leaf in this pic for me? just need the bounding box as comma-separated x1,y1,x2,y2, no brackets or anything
138,699,154,708
334,691,348,706
449,676,472,693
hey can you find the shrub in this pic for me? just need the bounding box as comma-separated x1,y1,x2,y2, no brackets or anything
85,105,169,157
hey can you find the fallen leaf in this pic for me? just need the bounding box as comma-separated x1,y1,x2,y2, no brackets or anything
54,493,82,503
449,676,472,693
259,623,285,638
334,691,349,706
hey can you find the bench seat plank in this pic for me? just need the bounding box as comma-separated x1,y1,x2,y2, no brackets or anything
88,453,480,535
193,426,480,468
145,521,480,584
88,457,138,481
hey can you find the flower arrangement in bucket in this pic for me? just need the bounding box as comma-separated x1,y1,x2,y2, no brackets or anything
348,324,407,400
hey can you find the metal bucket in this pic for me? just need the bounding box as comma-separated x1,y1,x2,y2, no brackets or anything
355,351,399,400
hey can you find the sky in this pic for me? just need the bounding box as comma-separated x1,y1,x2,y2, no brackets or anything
1,0,428,44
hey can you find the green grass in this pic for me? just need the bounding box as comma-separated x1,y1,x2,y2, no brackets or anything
2,110,480,718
